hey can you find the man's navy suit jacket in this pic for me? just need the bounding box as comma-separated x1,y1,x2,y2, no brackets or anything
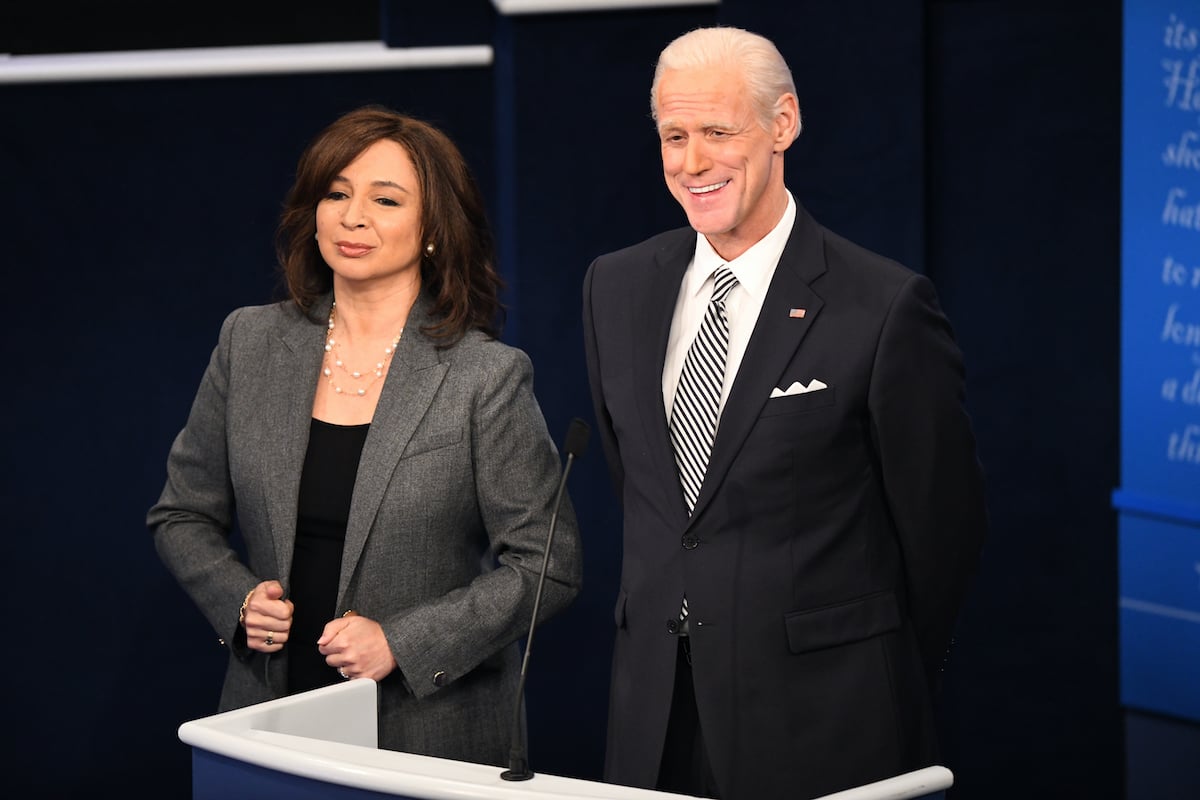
582,201,989,800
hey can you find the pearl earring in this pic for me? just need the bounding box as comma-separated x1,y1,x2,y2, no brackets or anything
425,242,435,257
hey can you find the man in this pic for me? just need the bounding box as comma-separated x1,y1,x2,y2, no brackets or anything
581,26,988,800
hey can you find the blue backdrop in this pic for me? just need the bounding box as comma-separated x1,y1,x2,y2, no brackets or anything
1115,0,1200,727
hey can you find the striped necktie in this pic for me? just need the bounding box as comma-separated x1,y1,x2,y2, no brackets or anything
669,265,738,515
669,266,737,634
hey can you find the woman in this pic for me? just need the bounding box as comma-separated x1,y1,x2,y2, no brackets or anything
147,105,582,766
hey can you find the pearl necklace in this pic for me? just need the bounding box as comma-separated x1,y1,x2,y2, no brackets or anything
322,302,403,398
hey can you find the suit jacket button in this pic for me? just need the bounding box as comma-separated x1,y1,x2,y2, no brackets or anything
681,534,699,550
432,670,447,687
666,619,679,634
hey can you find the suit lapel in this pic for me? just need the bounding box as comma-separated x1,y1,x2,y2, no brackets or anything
689,207,828,522
263,297,329,592
337,294,448,605
632,231,696,524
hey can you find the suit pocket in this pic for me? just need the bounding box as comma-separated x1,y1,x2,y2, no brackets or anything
784,590,900,654
760,387,837,417
400,426,463,460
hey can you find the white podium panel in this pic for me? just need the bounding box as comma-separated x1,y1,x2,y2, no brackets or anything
178,679,952,800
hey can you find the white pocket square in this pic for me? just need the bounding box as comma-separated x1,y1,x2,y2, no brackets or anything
770,379,828,398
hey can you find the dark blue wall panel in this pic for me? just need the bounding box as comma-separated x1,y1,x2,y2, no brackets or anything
926,2,1124,798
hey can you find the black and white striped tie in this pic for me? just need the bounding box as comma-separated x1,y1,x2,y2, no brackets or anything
669,266,737,633
669,265,738,515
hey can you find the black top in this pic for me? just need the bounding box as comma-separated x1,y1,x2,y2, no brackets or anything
287,418,369,694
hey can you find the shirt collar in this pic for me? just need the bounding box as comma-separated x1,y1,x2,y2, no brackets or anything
684,191,797,301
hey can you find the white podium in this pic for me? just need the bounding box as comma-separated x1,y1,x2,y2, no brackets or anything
178,679,952,800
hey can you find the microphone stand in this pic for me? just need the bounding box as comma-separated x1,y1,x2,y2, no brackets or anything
501,419,588,781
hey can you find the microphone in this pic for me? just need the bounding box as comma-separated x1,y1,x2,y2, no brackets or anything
500,417,590,782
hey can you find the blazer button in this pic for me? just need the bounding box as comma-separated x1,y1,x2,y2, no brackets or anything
432,670,447,688
681,534,699,550
666,619,679,634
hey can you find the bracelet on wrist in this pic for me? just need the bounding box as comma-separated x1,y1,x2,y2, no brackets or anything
238,588,255,626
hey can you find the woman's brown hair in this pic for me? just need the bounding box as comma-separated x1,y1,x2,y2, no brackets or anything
275,105,504,343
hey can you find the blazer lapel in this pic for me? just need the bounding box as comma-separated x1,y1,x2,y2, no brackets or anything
632,230,696,524
263,296,330,592
337,294,448,606
689,207,828,522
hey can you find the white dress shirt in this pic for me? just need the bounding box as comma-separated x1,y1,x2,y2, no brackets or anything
662,191,797,423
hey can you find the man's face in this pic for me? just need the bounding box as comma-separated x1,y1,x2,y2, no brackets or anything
656,65,794,260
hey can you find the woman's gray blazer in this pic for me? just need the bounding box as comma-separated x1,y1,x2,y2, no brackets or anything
147,292,582,766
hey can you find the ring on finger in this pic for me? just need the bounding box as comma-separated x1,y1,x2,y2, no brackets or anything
265,631,275,646
338,668,349,679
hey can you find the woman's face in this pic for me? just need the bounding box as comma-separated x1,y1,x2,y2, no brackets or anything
315,139,423,293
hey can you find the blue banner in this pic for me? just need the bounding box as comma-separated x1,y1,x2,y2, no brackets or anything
1117,0,1200,723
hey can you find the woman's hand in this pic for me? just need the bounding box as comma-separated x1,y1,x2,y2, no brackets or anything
241,580,294,652
319,613,397,681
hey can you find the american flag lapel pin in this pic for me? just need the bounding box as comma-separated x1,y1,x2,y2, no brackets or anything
789,308,806,319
